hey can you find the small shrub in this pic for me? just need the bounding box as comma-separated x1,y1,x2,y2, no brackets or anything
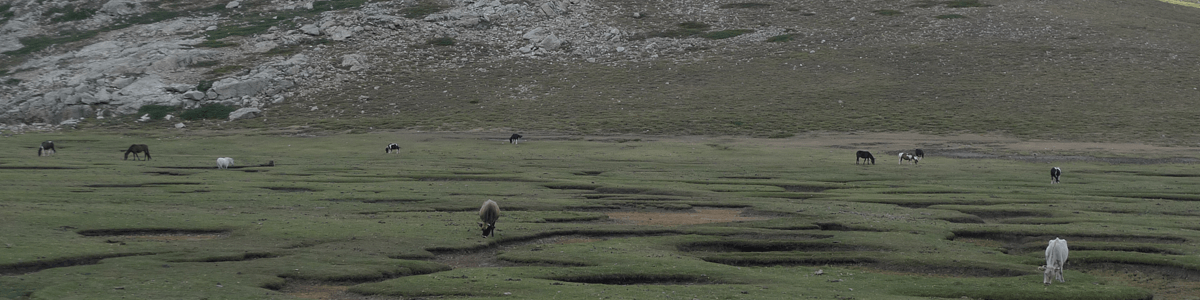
427,37,455,46
179,104,237,120
193,40,238,48
3,30,99,56
209,65,244,76
873,9,903,16
701,29,753,40
4,78,20,85
45,5,96,23
137,105,178,120
936,14,966,19
678,21,711,31
312,0,370,12
402,1,446,19
766,34,794,43
719,3,771,9
197,80,214,92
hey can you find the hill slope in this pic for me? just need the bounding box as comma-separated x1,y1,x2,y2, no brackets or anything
1,0,1198,144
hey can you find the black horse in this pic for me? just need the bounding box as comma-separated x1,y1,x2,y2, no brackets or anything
38,141,55,156
1051,167,1061,184
856,150,875,165
509,134,523,144
125,144,151,161
386,143,400,153
914,149,924,159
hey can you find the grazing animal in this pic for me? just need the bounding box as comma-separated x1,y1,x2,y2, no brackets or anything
899,152,919,165
478,199,500,238
216,157,234,169
38,141,56,156
855,150,875,165
509,134,523,144
124,144,151,161
1042,237,1069,285
386,143,400,153
914,149,924,159
1051,167,1061,184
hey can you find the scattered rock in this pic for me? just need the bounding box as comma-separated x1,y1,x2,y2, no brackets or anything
228,108,262,121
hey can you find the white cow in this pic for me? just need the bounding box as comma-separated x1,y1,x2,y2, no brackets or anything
1042,237,1069,285
217,157,234,169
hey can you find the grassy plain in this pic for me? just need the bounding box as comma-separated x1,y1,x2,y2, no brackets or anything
1,130,1198,299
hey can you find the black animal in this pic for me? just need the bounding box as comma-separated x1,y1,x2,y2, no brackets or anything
479,199,500,237
124,144,151,161
1051,167,1061,184
38,141,55,156
386,143,400,153
914,149,924,159
855,150,875,165
509,134,523,144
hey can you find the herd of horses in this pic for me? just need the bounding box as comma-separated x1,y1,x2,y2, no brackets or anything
37,135,1077,282
856,149,1063,184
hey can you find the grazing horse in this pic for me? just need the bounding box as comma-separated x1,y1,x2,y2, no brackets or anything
386,143,400,153
479,199,500,237
1042,237,1069,284
124,144,151,161
509,134,523,144
217,157,234,169
855,150,875,165
1051,167,1061,184
38,141,56,156
914,149,924,159
899,152,919,165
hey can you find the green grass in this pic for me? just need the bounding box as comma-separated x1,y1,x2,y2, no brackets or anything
192,40,238,48
45,5,96,23
136,105,178,120
427,37,455,46
2,131,1198,299
2,30,99,56
208,65,245,76
873,9,904,16
718,2,771,9
701,29,753,39
401,0,448,19
937,14,967,19
178,103,237,120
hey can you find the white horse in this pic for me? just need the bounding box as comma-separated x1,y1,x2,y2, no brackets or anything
386,143,400,153
899,152,919,165
217,157,234,169
1042,237,1069,284
479,199,500,237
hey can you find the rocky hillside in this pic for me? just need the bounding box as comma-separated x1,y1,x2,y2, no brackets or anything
1,0,1198,140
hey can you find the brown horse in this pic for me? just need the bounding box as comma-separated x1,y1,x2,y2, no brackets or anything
125,144,151,160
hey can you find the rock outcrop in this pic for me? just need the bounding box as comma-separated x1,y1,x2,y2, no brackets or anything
0,0,789,127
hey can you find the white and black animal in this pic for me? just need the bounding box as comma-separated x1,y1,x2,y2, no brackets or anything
899,152,919,165
386,143,400,153
38,141,55,156
1051,167,1061,184
124,144,151,161
509,134,523,144
478,199,500,237
217,157,234,169
914,149,924,159
855,150,875,165
1042,237,1069,285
